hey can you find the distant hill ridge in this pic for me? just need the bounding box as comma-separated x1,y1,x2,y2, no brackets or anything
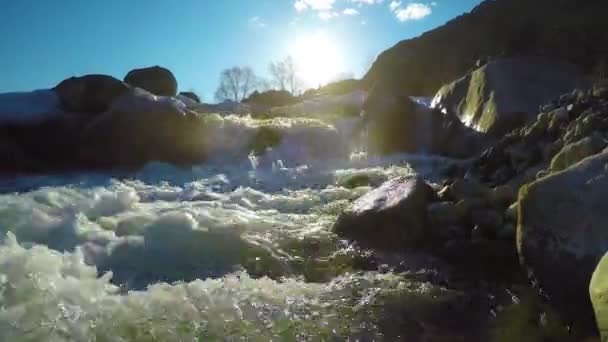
364,0,608,96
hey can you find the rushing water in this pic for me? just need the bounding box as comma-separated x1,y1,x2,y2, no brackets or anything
0,114,465,341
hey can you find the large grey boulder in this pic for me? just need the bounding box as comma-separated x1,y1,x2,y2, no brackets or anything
124,66,178,97
78,88,205,167
517,148,608,332
333,176,434,250
590,252,608,340
363,83,485,158
432,56,586,137
54,74,130,114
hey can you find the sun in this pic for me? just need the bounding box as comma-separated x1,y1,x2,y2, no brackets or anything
289,31,344,88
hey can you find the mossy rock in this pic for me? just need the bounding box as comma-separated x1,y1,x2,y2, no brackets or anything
249,126,282,155
590,252,608,340
338,174,373,189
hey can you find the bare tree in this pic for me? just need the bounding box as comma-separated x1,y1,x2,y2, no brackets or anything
214,66,258,103
269,56,301,95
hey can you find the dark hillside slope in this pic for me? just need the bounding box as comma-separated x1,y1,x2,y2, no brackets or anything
364,0,608,95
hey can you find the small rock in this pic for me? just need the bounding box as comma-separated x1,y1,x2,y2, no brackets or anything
551,107,569,122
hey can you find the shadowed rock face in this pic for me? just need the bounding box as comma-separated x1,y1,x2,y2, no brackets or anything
363,83,486,158
333,176,434,250
124,66,178,97
179,91,201,103
54,75,131,114
364,0,608,96
517,148,608,333
432,56,586,137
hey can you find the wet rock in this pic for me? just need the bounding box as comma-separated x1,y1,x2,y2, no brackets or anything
333,176,434,250
518,149,608,332
505,202,518,222
541,139,564,162
490,185,516,207
551,107,569,122
593,85,608,99
471,209,503,236
590,252,608,340
363,82,484,158
432,56,585,137
550,133,606,172
436,225,468,240
54,74,130,114
427,201,469,227
442,178,491,201
497,223,515,240
338,174,373,189
0,137,41,173
179,91,201,103
124,66,178,97
440,239,520,280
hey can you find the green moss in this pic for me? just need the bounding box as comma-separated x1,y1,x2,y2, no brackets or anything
249,126,282,155
516,182,534,258
280,236,366,282
338,174,372,189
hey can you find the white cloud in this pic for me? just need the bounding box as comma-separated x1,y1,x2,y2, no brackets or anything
294,0,336,12
248,16,267,28
389,0,400,11
351,0,384,5
318,11,339,20
343,8,359,15
390,2,432,22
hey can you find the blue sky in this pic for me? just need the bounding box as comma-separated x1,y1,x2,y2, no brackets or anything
0,0,482,100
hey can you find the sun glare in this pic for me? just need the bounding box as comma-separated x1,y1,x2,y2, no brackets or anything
289,31,345,88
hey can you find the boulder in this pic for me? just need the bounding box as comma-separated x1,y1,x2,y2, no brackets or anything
54,74,130,114
363,83,485,158
440,178,491,202
78,89,205,167
333,176,434,250
517,148,608,332
432,56,586,137
550,133,606,172
124,66,178,97
427,201,469,228
590,252,608,340
178,91,201,103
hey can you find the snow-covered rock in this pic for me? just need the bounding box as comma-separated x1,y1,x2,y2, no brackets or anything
0,90,62,125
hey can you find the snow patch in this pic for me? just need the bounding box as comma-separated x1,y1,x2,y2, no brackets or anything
0,89,63,125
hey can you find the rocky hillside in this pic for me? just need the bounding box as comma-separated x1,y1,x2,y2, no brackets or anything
364,0,608,96
333,81,608,337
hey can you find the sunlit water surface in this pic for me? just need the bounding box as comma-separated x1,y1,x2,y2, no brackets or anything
0,115,459,341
